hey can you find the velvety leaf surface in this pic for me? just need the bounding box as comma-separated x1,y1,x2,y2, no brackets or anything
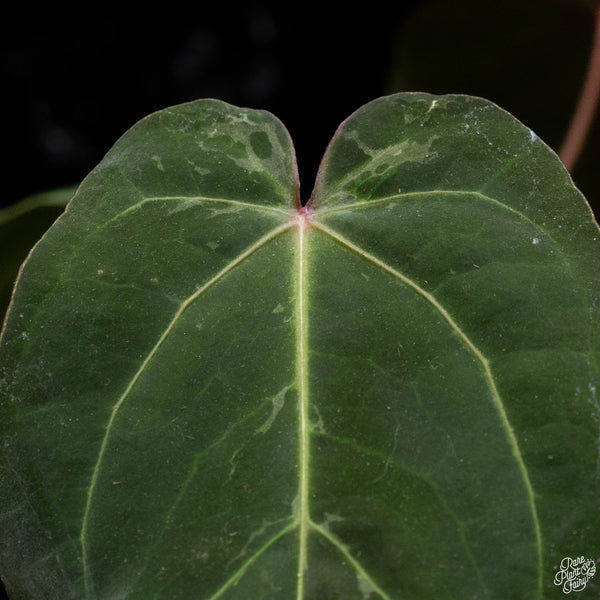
1,95,599,599
0,187,74,321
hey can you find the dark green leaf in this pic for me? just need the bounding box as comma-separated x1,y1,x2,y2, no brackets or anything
1,95,599,599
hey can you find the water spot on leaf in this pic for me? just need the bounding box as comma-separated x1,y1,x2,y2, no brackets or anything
291,493,300,516
152,155,165,172
357,571,378,599
319,513,345,532
207,205,244,218
309,404,326,434
255,385,290,434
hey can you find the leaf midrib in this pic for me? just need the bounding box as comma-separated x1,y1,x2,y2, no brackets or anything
311,218,543,598
78,195,544,599
295,213,310,598
78,220,294,597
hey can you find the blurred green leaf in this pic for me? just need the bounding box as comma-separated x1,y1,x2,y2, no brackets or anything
0,188,74,321
387,0,599,213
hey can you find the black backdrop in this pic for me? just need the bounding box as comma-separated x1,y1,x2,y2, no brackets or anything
1,2,422,209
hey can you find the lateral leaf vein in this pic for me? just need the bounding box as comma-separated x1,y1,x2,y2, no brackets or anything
312,220,543,596
78,221,293,596
310,520,393,600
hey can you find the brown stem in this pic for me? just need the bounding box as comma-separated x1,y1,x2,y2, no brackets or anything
559,4,600,172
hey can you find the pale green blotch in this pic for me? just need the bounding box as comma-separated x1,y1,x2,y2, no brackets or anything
357,573,378,600
151,155,165,171
255,385,290,434
336,132,438,194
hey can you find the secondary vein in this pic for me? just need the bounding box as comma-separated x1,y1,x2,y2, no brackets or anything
315,189,533,226
207,521,297,600
78,221,293,597
310,520,393,600
313,220,544,597
104,195,291,226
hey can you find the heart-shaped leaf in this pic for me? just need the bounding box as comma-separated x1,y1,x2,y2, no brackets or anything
1,95,599,599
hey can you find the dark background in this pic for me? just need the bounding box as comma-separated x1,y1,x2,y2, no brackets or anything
0,1,598,597
1,1,598,210
0,0,600,213
1,1,423,209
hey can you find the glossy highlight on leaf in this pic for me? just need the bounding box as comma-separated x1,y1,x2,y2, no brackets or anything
0,94,599,599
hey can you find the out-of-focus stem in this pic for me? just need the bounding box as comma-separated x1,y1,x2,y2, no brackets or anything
559,4,600,172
